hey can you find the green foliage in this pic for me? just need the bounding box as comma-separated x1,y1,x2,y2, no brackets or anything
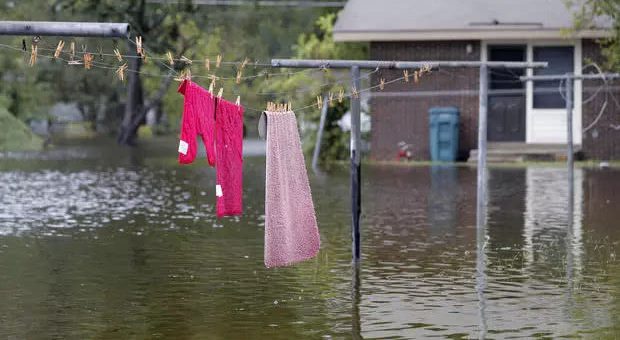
0,0,336,137
573,0,620,70
263,13,368,164
0,107,44,151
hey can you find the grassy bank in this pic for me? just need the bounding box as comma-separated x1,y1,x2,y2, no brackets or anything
0,108,44,151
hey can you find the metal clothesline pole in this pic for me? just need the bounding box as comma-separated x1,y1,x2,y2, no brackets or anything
272,59,546,70
520,73,620,81
0,21,130,38
350,65,362,261
272,58,547,264
476,64,488,229
566,75,574,175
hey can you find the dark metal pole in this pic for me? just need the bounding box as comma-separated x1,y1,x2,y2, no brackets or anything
0,21,130,38
476,210,488,339
272,59,547,70
566,75,574,171
351,262,362,339
520,73,620,81
351,66,362,262
565,76,575,298
476,64,488,228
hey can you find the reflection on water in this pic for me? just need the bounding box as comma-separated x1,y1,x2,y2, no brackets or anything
1,138,619,338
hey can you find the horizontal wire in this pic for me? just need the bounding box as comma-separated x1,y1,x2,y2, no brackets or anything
2,41,617,120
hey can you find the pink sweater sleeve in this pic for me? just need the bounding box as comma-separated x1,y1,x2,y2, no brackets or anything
178,80,198,164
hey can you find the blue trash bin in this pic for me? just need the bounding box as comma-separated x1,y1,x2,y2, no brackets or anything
429,107,460,162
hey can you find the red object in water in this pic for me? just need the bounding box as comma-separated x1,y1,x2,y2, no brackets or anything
398,149,407,160
397,142,412,161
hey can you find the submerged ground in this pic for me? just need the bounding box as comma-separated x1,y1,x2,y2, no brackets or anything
0,137,619,339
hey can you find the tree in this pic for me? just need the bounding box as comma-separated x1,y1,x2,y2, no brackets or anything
54,0,204,145
1,0,339,146
573,0,620,69
262,13,367,164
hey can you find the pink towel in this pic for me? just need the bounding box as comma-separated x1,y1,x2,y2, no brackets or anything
177,80,216,166
215,98,244,217
264,110,320,268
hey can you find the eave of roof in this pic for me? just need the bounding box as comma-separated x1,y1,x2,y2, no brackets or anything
333,29,612,42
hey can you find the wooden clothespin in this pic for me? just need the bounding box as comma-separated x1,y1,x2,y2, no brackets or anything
83,53,93,69
240,57,249,70
54,40,65,59
166,51,174,66
180,55,192,65
352,86,359,98
287,101,292,111
328,92,334,106
141,49,147,63
208,75,217,93
217,87,223,98
135,36,143,57
216,54,222,68
174,69,192,82
97,45,104,61
114,48,123,62
379,78,386,90
414,70,419,83
116,63,128,81
235,96,241,106
70,41,75,61
338,88,344,103
236,70,242,84
205,57,210,71
403,70,410,82
29,44,38,67
316,95,323,110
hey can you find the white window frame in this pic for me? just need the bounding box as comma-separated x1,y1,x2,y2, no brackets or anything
481,40,582,145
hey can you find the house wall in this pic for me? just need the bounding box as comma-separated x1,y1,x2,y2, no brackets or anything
370,39,620,160
581,39,620,160
369,41,480,161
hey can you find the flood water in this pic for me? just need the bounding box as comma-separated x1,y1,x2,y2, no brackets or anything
1,138,619,339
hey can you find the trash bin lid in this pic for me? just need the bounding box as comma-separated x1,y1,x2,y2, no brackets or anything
429,106,459,116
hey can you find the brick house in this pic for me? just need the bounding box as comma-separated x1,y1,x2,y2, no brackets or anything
333,0,619,161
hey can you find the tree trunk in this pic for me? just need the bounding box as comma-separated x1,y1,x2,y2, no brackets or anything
117,43,144,146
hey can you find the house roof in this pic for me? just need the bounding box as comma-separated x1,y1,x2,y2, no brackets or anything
333,0,612,42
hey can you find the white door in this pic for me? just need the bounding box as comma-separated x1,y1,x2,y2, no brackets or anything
526,42,582,144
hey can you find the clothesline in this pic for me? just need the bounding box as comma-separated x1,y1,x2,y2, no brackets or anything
9,40,616,117
0,41,386,115
14,35,614,118
0,42,320,82
30,36,275,67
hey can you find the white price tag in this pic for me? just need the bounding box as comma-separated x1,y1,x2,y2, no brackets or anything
178,140,189,155
216,184,223,197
